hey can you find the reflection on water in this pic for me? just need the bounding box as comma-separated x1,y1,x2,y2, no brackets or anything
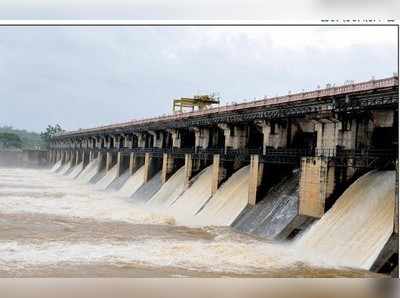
0,168,385,277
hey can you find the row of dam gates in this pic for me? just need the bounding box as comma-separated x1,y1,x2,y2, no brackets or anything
49,76,399,274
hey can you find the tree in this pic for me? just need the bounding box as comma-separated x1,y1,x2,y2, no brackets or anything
0,132,23,149
0,126,46,149
41,124,65,148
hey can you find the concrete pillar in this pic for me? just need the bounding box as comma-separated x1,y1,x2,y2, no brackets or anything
298,157,335,218
372,110,394,128
211,154,226,195
106,151,116,171
129,153,143,175
133,133,146,148
248,154,264,206
97,152,107,172
169,129,181,148
259,121,271,154
315,120,341,155
105,136,111,149
82,150,89,168
61,151,66,164
69,150,77,167
161,153,175,184
232,126,248,149
48,150,53,164
96,137,103,149
218,124,248,151
75,150,82,165
218,124,233,150
89,150,94,162
116,152,122,177
143,153,153,183
113,135,120,149
115,152,130,177
193,127,210,151
65,150,70,163
340,119,357,150
124,135,133,149
259,120,289,151
184,153,193,188
148,131,164,148
64,150,70,163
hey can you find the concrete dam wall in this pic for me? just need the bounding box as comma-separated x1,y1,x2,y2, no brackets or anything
48,156,397,274
44,76,398,275
0,150,48,168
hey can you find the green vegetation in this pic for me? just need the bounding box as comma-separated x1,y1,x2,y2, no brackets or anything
0,132,23,149
40,124,65,149
0,126,45,150
0,124,65,150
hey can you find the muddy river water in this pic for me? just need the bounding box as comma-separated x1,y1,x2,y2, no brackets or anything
0,168,382,277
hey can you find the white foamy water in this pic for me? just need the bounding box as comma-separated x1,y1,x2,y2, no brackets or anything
50,160,62,172
95,164,118,189
117,166,145,197
0,168,174,225
56,162,71,175
77,158,100,184
0,238,301,274
146,166,186,209
168,166,213,224
297,171,395,270
68,162,84,179
193,166,250,226
0,166,395,275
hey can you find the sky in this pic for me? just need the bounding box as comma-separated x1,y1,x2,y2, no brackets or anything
0,0,399,19
0,26,398,132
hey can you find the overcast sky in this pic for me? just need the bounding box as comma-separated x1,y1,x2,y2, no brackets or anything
0,0,399,19
0,26,397,132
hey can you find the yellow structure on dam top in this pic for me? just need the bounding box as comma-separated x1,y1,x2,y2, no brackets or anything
173,94,220,114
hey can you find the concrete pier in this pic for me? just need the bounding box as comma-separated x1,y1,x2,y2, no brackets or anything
106,151,116,171
161,153,175,184
143,153,160,183
211,154,226,195
248,154,264,206
129,152,143,175
298,157,335,218
116,152,129,177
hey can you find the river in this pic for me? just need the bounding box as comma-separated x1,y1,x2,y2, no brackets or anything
0,167,384,277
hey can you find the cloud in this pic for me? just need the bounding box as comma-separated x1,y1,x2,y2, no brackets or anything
0,26,397,132
0,0,398,19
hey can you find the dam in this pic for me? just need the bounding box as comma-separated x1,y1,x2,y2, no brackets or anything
2,76,398,277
